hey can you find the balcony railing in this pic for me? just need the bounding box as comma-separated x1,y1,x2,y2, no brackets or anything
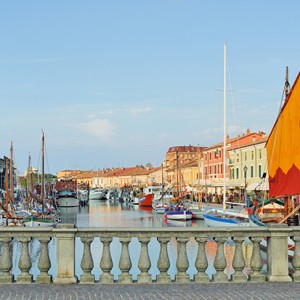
0,224,300,284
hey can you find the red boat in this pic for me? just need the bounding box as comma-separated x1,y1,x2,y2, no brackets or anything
138,193,154,207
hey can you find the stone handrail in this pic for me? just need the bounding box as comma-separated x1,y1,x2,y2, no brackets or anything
0,224,300,284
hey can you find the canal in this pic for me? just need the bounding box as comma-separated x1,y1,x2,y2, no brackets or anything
12,200,208,281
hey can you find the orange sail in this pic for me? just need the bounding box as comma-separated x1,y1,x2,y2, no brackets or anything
267,72,300,197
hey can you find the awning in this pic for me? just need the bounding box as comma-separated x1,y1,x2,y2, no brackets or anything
246,181,269,191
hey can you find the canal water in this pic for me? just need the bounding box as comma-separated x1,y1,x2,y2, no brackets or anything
12,200,210,281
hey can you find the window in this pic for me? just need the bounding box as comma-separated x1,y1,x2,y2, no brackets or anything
245,152,247,161
251,166,254,178
258,165,262,178
209,152,212,160
230,169,234,179
259,149,262,159
237,154,240,163
236,168,239,179
251,151,254,160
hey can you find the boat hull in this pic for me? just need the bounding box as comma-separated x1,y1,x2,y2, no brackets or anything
57,196,80,207
203,208,249,227
138,194,153,207
164,210,193,221
23,217,57,227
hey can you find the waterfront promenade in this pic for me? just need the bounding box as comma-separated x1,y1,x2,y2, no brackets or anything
1,282,300,299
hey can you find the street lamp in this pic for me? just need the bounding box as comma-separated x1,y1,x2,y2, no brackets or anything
244,165,248,199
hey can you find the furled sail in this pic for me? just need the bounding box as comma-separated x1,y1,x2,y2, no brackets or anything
267,72,300,197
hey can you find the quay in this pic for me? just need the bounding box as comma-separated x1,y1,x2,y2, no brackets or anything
1,282,300,299
1,224,300,299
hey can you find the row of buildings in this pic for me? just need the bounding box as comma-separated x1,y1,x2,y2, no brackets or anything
57,129,269,196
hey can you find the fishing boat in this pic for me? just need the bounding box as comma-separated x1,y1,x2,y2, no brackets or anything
248,67,300,227
203,44,249,227
138,193,153,207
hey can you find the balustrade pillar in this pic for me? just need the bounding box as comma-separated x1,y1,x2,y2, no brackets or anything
100,237,114,283
194,237,209,282
80,237,94,283
250,236,266,282
137,237,152,283
232,237,246,282
0,237,13,283
291,235,300,281
157,237,171,283
175,237,190,283
36,237,52,283
17,237,32,283
213,237,228,282
53,224,77,284
118,237,132,283
267,226,292,282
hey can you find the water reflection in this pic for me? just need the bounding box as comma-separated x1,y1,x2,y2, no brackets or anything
64,200,205,228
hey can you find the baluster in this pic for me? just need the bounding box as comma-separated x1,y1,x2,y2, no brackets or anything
100,237,114,283
232,237,246,282
0,237,13,283
157,237,171,283
80,237,94,283
36,237,52,283
194,237,209,282
137,237,152,283
118,237,132,283
291,235,300,281
17,237,32,283
250,237,266,282
213,236,228,282
175,237,190,283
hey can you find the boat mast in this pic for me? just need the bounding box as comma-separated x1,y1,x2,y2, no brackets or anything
176,148,179,197
41,130,45,215
10,142,14,202
285,66,290,99
5,158,9,226
223,43,227,212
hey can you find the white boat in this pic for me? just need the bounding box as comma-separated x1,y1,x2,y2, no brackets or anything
203,207,249,227
57,190,80,207
89,188,107,200
23,215,59,227
164,205,193,221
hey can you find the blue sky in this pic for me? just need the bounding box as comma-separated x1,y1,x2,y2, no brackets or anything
1,1,300,175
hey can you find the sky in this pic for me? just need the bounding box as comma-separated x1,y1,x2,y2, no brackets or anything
1,0,300,175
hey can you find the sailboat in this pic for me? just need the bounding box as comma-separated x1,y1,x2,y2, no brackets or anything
248,67,300,227
203,44,249,227
23,131,59,227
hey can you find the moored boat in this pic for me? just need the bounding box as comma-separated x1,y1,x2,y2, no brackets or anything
56,190,80,207
164,205,193,221
138,193,153,207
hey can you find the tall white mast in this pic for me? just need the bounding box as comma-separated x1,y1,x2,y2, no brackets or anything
223,43,227,212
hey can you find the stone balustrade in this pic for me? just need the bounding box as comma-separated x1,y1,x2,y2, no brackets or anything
0,224,300,284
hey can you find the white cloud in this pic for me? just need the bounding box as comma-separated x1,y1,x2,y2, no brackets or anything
77,118,116,143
